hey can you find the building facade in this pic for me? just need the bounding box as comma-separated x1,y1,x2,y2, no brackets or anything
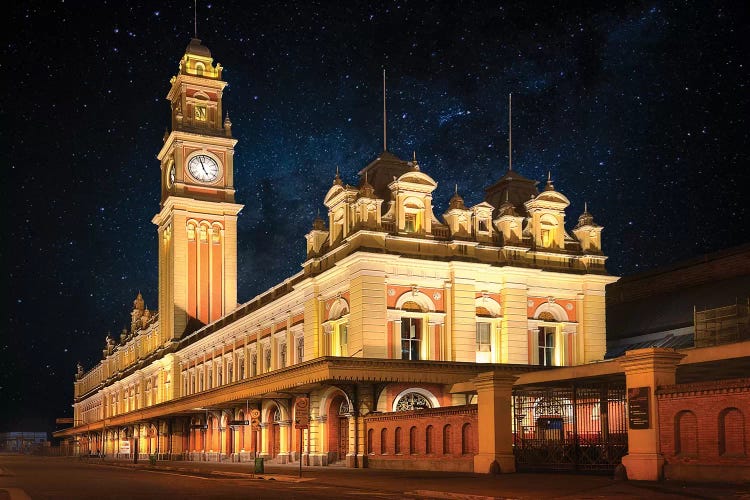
59,38,618,473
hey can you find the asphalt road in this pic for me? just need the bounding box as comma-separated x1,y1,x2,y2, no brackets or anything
0,455,400,500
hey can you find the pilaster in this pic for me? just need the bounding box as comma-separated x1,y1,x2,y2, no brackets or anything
472,371,518,474
619,348,685,481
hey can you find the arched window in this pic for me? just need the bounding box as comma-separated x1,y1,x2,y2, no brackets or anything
425,425,434,454
380,428,387,454
675,410,698,455
409,426,417,454
367,429,374,455
394,427,402,454
461,423,473,455
443,424,452,454
395,392,432,411
719,407,745,456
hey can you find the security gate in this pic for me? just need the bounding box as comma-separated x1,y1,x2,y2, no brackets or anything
512,383,628,473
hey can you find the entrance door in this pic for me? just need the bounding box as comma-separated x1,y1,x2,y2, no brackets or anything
272,423,281,458
338,417,348,460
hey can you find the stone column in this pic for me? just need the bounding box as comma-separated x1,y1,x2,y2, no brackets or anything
278,420,291,463
472,371,518,474
619,348,685,481
259,423,269,458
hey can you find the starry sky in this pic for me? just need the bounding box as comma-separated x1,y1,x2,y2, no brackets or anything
3,1,748,431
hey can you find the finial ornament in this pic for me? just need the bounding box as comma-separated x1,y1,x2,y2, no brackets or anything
333,165,342,186
194,0,198,38
544,171,555,191
455,183,458,195
584,201,588,213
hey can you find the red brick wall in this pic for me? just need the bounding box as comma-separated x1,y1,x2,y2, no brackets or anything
364,405,478,472
657,378,750,469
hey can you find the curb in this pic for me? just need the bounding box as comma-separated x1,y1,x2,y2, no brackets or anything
404,491,517,500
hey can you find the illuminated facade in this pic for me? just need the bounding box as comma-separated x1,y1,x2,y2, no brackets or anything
61,39,618,473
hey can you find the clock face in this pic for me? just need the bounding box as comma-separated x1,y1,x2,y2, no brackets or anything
187,154,220,183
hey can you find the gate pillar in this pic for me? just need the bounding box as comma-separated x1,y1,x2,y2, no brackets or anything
473,371,518,474
620,348,684,481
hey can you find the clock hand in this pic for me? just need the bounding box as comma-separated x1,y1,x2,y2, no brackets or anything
198,157,208,175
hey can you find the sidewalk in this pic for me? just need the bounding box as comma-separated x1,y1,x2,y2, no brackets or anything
85,457,749,499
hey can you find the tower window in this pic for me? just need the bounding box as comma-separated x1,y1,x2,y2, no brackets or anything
195,105,207,121
478,219,489,232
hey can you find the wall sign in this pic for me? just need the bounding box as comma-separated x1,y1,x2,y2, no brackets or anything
628,387,650,429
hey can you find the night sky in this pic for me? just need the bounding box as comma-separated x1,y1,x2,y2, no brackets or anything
4,1,748,431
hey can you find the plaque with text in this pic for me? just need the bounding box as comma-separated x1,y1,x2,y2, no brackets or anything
628,386,650,429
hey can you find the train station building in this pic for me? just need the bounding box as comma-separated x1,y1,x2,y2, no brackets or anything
56,38,749,482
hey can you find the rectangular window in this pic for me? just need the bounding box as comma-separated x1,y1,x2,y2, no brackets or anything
537,327,556,366
478,219,488,232
404,214,416,233
340,324,348,346
401,318,421,360
296,337,304,363
194,105,207,121
476,323,491,352
541,228,552,247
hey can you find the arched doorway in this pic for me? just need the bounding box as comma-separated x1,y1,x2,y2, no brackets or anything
267,405,282,459
327,394,350,463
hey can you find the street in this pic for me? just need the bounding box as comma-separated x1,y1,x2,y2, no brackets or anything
1,454,748,499
0,455,399,500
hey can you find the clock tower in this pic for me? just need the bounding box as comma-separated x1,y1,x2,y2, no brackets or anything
153,39,243,343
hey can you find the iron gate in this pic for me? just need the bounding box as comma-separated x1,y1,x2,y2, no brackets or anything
512,383,627,473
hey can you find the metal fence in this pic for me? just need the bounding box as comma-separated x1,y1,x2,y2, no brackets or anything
512,382,628,473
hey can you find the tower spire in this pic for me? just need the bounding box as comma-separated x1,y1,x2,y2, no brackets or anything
194,0,197,38
383,69,387,151
508,92,512,172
